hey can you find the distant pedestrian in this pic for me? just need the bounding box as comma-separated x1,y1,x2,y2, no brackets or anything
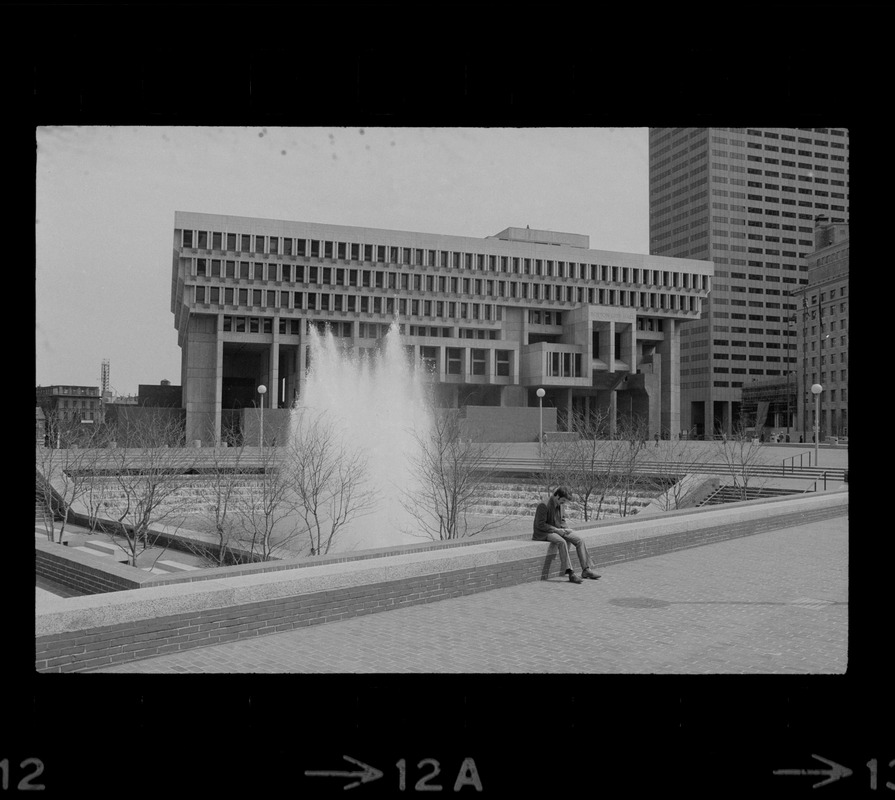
654,432,660,447
532,487,600,584
760,432,765,443
785,434,790,443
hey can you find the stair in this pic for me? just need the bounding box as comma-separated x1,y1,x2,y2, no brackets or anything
467,476,664,519
698,485,801,506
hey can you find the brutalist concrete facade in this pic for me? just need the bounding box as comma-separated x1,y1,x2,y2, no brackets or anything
172,213,713,444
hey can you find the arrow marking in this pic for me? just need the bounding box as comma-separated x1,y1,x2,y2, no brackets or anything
773,753,853,789
305,755,384,790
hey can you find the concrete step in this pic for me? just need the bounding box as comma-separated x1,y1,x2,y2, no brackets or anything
70,545,129,563
154,559,200,573
82,540,130,562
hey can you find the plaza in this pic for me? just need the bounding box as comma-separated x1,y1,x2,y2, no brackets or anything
35,443,847,674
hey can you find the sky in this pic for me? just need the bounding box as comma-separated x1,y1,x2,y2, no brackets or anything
35,126,650,396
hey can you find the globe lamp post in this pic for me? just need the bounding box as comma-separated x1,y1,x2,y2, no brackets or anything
810,383,823,465
257,384,267,449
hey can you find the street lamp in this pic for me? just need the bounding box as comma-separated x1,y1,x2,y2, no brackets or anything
536,388,545,458
257,384,267,448
811,383,823,465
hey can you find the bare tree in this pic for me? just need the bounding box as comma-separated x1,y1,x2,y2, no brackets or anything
231,437,298,561
598,418,651,518
647,432,715,511
401,408,509,541
35,413,113,542
556,408,613,521
97,411,198,567
284,409,377,556
712,421,773,500
181,424,259,567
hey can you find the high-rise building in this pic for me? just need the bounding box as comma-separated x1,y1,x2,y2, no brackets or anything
172,212,713,445
648,127,849,437
792,218,849,442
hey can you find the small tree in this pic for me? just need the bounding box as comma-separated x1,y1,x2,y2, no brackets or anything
401,408,508,541
558,408,613,521
232,436,298,561
285,409,377,556
647,431,714,511
35,412,112,542
98,411,197,566
713,421,773,500
600,417,652,518
185,424,258,566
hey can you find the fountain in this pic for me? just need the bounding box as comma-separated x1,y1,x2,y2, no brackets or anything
291,321,433,552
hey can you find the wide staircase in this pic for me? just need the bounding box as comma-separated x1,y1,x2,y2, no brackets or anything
80,475,266,518
698,485,801,506
468,474,665,520
35,488,57,526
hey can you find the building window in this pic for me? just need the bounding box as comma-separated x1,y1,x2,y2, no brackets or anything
496,350,511,377
471,349,487,375
447,348,462,375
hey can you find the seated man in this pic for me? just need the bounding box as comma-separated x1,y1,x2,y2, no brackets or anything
532,487,601,584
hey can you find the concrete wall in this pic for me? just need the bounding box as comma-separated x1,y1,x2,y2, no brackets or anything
241,408,293,446
462,405,556,442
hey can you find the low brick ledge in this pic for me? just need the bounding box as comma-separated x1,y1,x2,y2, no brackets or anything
35,491,847,673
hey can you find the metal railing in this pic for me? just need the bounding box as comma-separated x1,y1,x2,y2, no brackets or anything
473,456,846,481
802,472,829,493
782,451,813,473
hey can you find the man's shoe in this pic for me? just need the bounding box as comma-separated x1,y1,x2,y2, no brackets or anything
582,568,601,580
568,572,583,584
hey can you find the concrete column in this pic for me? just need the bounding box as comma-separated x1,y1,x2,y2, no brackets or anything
269,324,280,408
658,318,680,438
298,329,308,400
608,321,616,371
183,314,219,445
609,389,617,437
214,333,224,446
619,322,635,372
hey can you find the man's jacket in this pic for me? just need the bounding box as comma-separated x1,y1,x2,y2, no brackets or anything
532,496,566,540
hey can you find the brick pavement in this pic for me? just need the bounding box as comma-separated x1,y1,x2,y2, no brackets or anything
86,514,847,674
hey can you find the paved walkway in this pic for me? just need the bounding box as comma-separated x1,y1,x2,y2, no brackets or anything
85,514,848,674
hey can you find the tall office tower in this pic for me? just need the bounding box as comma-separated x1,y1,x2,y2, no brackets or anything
648,127,849,437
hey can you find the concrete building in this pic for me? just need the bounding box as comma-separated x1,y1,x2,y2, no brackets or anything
792,218,849,442
648,127,849,437
172,212,713,445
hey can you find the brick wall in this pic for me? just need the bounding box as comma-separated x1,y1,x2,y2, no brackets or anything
35,543,145,595
35,501,846,672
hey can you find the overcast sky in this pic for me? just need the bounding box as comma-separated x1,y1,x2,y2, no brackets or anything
35,126,650,396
